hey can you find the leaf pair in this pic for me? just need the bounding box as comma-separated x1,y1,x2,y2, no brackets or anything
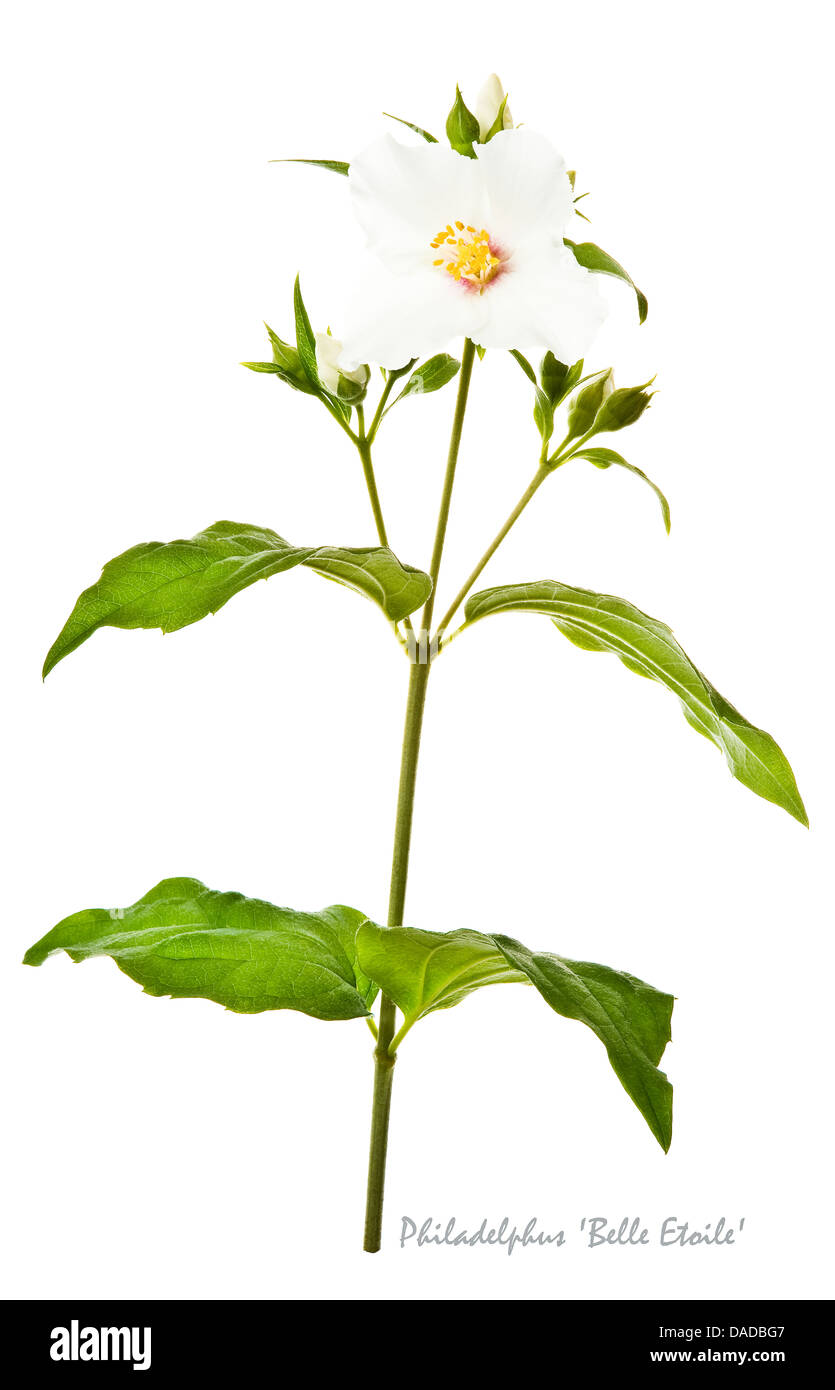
43,522,432,677
24,878,674,1150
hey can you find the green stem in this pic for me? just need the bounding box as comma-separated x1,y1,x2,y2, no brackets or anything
367,361,415,443
362,339,477,1253
355,407,390,548
435,464,549,641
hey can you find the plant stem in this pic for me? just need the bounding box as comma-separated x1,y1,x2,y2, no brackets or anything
434,463,549,641
362,338,476,1253
355,407,390,548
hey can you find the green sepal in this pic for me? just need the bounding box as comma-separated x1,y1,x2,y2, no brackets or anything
533,387,554,446
445,86,480,158
292,277,352,421
589,382,655,436
241,322,317,395
483,94,509,142
541,354,584,408
565,368,614,440
24,878,378,1020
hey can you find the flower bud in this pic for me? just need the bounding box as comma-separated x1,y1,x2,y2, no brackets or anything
590,381,655,435
474,74,513,142
566,368,614,440
315,333,370,402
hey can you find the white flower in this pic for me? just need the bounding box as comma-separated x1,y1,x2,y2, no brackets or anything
474,74,513,142
315,332,369,394
338,129,605,371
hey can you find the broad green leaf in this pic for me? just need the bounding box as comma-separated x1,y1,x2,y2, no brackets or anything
463,581,807,824
445,86,480,158
388,354,460,409
355,923,528,1031
568,446,671,532
492,935,674,1151
355,922,673,1148
270,158,350,176
43,522,433,675
24,877,377,1020
565,239,648,324
383,113,437,143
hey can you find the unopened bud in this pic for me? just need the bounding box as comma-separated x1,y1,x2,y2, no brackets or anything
566,368,614,440
316,333,370,401
474,74,513,142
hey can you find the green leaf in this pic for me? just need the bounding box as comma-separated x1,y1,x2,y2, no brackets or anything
355,922,673,1149
509,349,537,384
388,354,460,409
492,935,674,1151
569,446,671,533
565,239,648,324
270,158,350,176
43,522,433,675
241,361,285,373
356,924,528,1029
24,877,377,1020
463,582,807,824
383,113,437,143
445,86,480,158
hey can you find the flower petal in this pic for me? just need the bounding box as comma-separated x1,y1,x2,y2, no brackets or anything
349,135,487,273
476,129,575,248
479,242,606,359
339,256,487,369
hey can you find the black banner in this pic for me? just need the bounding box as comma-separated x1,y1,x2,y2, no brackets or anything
3,1299,829,1376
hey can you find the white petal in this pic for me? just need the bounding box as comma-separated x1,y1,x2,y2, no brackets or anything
478,242,606,360
476,129,575,249
474,74,509,141
339,257,487,369
349,136,486,273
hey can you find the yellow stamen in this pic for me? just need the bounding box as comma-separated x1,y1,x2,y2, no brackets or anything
430,221,501,291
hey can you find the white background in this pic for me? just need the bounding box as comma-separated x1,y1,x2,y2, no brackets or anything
2,0,833,1302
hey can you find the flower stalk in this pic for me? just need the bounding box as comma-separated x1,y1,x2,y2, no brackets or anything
363,338,476,1252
